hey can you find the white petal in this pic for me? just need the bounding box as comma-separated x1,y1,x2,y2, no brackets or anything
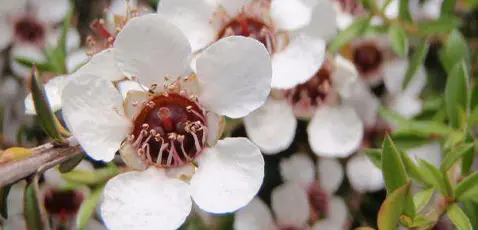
346,154,384,192
234,198,277,230
407,142,442,168
307,105,363,157
0,0,27,14
66,49,90,73
3,214,26,230
205,0,249,16
7,181,26,216
331,55,358,98
300,0,337,41
206,112,225,146
0,18,13,51
197,36,271,118
388,93,422,119
327,197,348,226
114,14,192,87
279,154,315,185
116,80,145,99
190,137,264,213
383,59,426,97
10,44,46,78
271,34,325,89
101,168,192,230
0,77,21,103
119,141,147,170
62,74,131,162
25,75,69,115
47,28,81,53
421,0,443,20
341,80,380,128
32,0,69,24
271,183,310,227
312,219,343,230
244,98,296,154
122,90,149,120
75,48,123,81
157,0,216,52
271,0,315,31
318,158,343,194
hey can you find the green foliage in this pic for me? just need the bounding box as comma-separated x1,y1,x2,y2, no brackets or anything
76,185,104,230
402,41,429,90
447,204,473,230
328,17,371,53
388,24,408,57
24,179,48,230
445,61,469,129
377,182,410,229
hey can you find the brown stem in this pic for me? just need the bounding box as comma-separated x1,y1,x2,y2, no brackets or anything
0,138,82,188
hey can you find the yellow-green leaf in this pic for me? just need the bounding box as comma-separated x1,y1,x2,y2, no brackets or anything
377,182,411,229
328,17,371,53
440,143,474,172
445,60,469,129
388,24,408,57
24,179,48,230
413,188,434,212
447,203,472,230
76,185,104,230
0,147,33,163
455,171,478,202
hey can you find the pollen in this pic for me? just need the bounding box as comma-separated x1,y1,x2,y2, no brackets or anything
129,93,207,168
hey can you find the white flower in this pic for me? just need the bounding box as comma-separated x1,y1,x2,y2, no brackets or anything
234,154,348,230
346,153,385,192
245,55,364,157
61,14,271,230
157,0,335,89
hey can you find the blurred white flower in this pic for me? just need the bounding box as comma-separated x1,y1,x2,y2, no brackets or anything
157,0,337,89
61,14,270,230
245,56,364,157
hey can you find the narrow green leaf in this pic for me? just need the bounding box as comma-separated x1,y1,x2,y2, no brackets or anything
59,153,84,173
439,30,468,73
447,203,472,230
413,188,434,212
15,58,53,72
399,151,430,185
24,179,48,230
391,134,431,150
328,17,371,53
359,0,377,9
382,135,409,192
417,159,448,196
440,143,474,171
462,201,478,229
29,66,64,141
0,184,12,218
402,41,429,90
417,16,461,35
398,0,413,22
410,215,435,228
461,146,475,176
76,185,104,230
62,165,119,186
364,148,382,169
455,171,478,202
59,3,73,54
445,61,469,129
388,24,408,57
440,0,456,16
377,182,410,229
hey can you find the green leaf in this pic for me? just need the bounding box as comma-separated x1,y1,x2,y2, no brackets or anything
76,185,104,230
24,179,48,230
398,0,413,22
359,0,378,10
402,41,429,90
439,30,469,73
440,143,474,171
440,0,456,17
445,61,469,129
413,188,434,212
59,153,84,173
377,182,410,229
0,184,12,218
447,203,472,230
388,24,408,57
15,58,53,72
417,16,461,36
461,146,475,176
455,171,478,202
62,165,119,186
462,201,478,229
417,159,448,196
29,66,64,141
410,215,435,228
59,3,73,54
364,148,382,169
399,151,430,185
328,17,371,53
391,133,432,150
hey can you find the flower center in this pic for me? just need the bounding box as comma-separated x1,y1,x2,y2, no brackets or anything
43,189,84,217
283,61,333,117
279,226,302,230
307,182,329,221
335,0,365,15
14,16,45,44
217,14,276,53
129,93,207,168
352,43,383,76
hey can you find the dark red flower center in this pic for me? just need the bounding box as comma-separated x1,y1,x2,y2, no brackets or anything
308,181,329,221
352,43,383,76
130,93,207,167
283,61,333,115
218,14,276,53
14,16,45,44
335,0,365,15
43,189,84,218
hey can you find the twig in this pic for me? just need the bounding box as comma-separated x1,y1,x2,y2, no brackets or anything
0,138,82,188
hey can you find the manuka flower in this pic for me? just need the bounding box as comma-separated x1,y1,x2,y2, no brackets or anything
61,14,271,230
244,55,365,157
157,0,337,89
